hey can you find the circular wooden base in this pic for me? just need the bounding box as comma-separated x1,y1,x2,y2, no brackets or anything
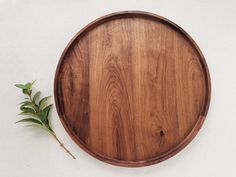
54,11,211,167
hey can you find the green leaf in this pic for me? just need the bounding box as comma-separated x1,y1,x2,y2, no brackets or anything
39,96,51,110
25,80,36,89
33,91,40,103
24,83,32,89
18,111,38,118
18,101,27,105
15,80,35,90
20,106,35,113
15,84,28,89
22,89,29,95
16,118,43,125
40,104,52,125
19,101,33,106
31,80,36,86
22,89,32,95
20,105,36,113
26,124,52,134
20,101,34,108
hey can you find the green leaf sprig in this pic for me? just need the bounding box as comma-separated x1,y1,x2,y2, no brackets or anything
15,80,76,159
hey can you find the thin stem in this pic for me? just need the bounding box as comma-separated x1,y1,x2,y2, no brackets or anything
51,132,76,159
27,93,33,102
26,89,76,159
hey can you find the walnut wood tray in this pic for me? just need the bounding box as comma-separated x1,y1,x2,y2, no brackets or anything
54,11,211,167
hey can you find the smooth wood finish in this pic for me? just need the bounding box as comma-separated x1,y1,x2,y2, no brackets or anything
54,11,211,167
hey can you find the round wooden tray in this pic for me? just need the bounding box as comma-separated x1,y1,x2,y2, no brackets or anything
54,11,211,167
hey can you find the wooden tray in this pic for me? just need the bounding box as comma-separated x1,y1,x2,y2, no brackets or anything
54,11,211,167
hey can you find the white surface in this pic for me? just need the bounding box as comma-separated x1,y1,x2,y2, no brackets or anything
0,0,236,176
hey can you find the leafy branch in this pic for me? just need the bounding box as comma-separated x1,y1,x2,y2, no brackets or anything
15,80,76,159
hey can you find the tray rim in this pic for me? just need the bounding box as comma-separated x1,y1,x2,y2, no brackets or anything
54,10,211,167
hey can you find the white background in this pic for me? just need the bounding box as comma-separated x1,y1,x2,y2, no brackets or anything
0,0,236,176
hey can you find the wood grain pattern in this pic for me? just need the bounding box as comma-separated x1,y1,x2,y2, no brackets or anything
54,11,211,167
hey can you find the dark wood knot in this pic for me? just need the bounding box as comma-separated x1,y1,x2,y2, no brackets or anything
160,130,165,137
